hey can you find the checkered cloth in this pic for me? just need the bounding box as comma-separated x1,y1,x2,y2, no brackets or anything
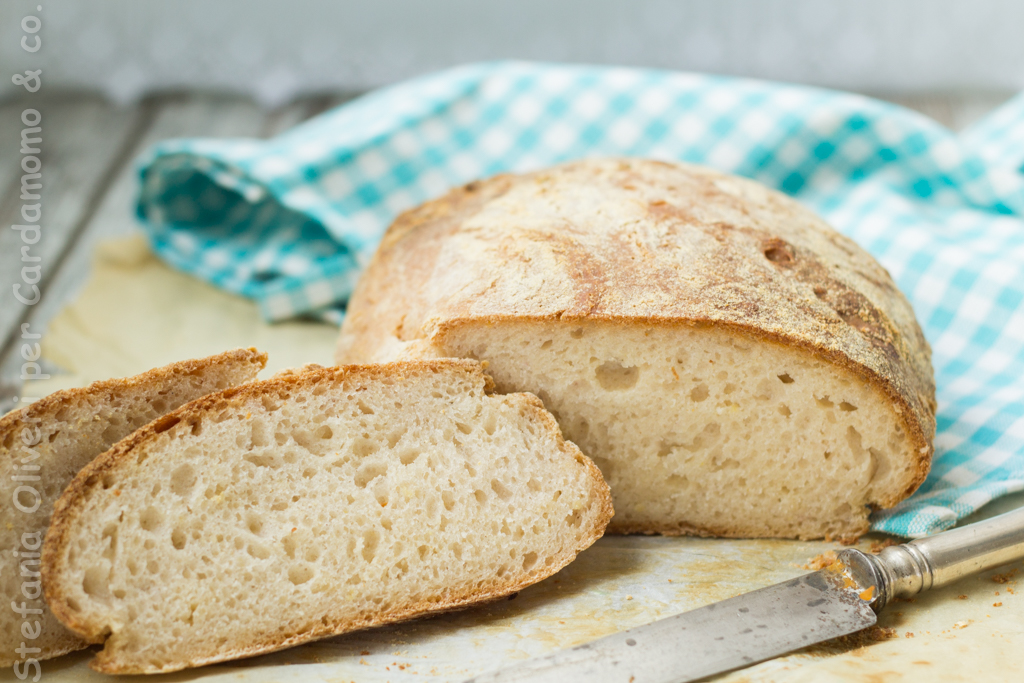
136,62,1024,537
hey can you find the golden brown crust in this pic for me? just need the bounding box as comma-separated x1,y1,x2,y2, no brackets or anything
0,347,267,442
42,359,612,674
336,158,936,518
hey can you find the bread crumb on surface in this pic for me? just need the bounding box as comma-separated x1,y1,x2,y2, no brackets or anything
802,550,839,570
992,568,1019,584
869,538,900,554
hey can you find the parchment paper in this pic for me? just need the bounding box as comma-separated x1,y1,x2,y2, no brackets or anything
10,236,1023,683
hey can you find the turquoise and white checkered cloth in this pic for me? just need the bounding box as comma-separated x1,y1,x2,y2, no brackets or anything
136,61,1024,538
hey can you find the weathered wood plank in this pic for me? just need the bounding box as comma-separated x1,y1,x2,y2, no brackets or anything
0,101,33,212
0,97,144,354
0,95,274,409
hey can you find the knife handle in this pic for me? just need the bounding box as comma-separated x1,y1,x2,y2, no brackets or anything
839,504,1024,612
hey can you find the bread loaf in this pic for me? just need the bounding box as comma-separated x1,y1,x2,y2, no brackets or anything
42,360,611,673
1,348,266,668
336,158,936,540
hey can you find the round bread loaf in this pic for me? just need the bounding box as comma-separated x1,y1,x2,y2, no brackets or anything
336,158,936,541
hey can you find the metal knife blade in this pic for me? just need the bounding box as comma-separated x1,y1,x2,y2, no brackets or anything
466,566,875,683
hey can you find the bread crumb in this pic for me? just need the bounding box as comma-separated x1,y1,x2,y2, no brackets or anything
953,621,971,629
905,632,914,638
360,650,370,656
802,550,839,570
359,659,369,666
957,594,968,600
626,595,633,600
869,538,899,554
992,568,1018,584
994,602,1003,607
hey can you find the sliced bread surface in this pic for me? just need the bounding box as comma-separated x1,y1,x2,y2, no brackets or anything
1,348,266,667
335,158,937,540
42,360,612,673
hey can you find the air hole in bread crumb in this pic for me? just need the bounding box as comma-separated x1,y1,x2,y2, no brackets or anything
398,449,420,466
570,328,584,339
522,552,539,572
689,384,709,402
244,453,278,468
474,489,488,505
139,506,163,531
491,479,512,501
352,438,379,459
247,542,271,560
356,399,374,415
778,373,795,384
596,361,640,391
354,462,387,488
361,529,379,562
778,404,792,417
456,422,473,435
541,340,553,349
441,490,455,512
839,401,858,412
83,565,110,598
816,395,834,408
245,512,264,535
171,529,187,550
289,564,314,585
170,463,197,496
483,412,498,436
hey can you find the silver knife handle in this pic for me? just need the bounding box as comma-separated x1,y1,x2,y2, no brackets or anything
840,505,1024,612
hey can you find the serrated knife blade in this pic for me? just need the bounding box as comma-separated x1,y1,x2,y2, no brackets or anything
465,505,1024,683
467,566,874,683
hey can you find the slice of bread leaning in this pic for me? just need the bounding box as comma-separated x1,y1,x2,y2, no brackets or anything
42,360,612,674
1,348,266,668
335,158,937,541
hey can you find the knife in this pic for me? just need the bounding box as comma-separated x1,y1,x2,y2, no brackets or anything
466,505,1024,683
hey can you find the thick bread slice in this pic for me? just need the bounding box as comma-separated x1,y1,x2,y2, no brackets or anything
1,348,266,668
42,360,612,674
335,158,937,541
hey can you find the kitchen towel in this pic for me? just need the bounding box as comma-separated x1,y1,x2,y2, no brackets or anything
136,61,1024,537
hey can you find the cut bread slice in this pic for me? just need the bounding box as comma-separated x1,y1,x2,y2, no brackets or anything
42,360,612,674
1,348,266,668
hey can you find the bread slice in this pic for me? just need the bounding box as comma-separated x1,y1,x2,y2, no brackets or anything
1,348,266,668
335,158,937,541
42,360,612,674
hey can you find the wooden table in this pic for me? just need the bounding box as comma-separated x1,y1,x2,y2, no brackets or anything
0,90,1012,409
